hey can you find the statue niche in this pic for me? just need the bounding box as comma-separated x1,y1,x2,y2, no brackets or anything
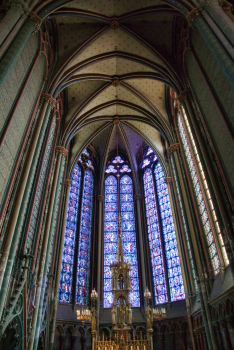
118,274,124,289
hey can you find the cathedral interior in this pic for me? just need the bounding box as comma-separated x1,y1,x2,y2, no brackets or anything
0,0,234,349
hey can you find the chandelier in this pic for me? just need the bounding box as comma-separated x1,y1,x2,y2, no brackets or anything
76,309,91,323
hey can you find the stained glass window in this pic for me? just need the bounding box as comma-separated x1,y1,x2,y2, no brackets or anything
143,168,168,304
178,113,224,273
120,165,131,173
171,158,197,290
180,107,228,266
103,156,140,308
106,165,117,174
76,170,94,305
104,175,118,307
154,163,185,301
59,164,82,303
120,175,140,306
86,160,94,169
146,148,154,156
82,149,90,157
141,158,151,169
112,156,124,164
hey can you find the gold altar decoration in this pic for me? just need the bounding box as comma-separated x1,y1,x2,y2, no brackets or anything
92,214,153,350
95,331,151,350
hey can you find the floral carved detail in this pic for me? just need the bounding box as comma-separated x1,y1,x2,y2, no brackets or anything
167,144,180,154
186,9,201,26
110,19,119,30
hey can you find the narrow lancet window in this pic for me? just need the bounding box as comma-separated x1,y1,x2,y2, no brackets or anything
59,164,82,303
103,156,140,307
142,147,185,304
76,170,94,305
178,109,228,272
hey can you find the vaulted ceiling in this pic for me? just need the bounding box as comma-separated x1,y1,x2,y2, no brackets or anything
44,0,193,178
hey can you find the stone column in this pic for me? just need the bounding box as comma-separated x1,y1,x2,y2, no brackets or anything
213,322,223,349
28,147,67,350
202,330,208,350
159,334,164,350
96,194,103,336
204,1,234,46
169,332,175,350
81,336,87,350
195,332,201,350
49,179,72,350
179,331,186,350
199,331,204,350
0,94,55,319
0,12,41,92
226,315,234,346
59,334,66,350
0,1,25,47
220,320,233,350
71,335,78,350
134,194,146,293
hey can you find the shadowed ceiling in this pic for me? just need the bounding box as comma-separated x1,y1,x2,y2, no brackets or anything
46,0,191,177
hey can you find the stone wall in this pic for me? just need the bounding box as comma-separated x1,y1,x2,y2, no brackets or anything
0,33,46,204
184,30,234,193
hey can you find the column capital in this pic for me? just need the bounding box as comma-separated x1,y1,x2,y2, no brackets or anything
164,177,173,184
64,179,72,187
186,8,202,27
41,93,56,107
221,0,233,12
71,335,78,341
177,90,191,103
27,12,42,31
219,319,228,329
167,143,180,154
97,195,104,202
55,146,68,156
134,194,142,201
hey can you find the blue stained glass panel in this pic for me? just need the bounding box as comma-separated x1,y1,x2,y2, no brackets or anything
143,168,168,304
154,163,185,302
112,156,124,164
59,164,82,303
120,175,140,307
178,115,220,273
76,170,94,305
104,176,118,307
